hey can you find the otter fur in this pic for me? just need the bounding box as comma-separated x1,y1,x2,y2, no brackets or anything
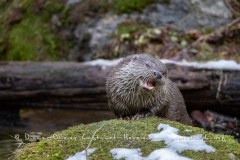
106,54,192,125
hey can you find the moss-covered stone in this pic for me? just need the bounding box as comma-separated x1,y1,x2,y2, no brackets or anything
0,0,67,61
16,117,240,160
7,17,60,61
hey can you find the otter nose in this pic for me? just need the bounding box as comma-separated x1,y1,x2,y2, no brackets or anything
153,71,162,79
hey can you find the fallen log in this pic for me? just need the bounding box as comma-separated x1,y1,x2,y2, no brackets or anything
0,60,239,117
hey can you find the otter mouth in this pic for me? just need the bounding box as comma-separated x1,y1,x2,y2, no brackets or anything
139,80,156,91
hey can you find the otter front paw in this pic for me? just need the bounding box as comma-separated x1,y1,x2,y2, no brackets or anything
118,116,132,120
131,114,145,120
132,112,153,120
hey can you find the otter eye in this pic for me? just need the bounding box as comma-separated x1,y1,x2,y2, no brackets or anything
145,63,150,68
162,72,167,77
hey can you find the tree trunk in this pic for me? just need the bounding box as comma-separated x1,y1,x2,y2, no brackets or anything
0,61,239,117
166,63,240,117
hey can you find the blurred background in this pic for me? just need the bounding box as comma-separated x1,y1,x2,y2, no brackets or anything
0,0,240,158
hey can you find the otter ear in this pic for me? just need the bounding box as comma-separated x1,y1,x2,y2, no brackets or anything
130,57,138,64
132,57,138,61
162,70,168,77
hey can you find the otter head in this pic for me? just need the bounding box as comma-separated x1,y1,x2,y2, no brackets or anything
123,54,168,92
109,54,168,107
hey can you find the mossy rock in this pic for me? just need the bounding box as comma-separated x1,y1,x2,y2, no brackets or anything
7,17,60,61
0,0,66,61
16,117,240,160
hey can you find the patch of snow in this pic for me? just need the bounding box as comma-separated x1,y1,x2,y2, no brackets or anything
110,148,192,160
85,58,240,70
147,148,192,160
110,148,143,160
161,59,240,70
84,59,121,68
148,124,215,153
66,148,96,160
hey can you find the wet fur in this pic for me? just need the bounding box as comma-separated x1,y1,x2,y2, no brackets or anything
106,54,192,125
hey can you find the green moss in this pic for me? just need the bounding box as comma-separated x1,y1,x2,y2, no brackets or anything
16,0,63,15
16,0,34,8
1,0,67,61
7,17,60,61
117,22,148,35
41,1,64,21
112,0,156,14
16,117,240,160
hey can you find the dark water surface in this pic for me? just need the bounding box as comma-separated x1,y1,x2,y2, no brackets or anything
0,108,115,159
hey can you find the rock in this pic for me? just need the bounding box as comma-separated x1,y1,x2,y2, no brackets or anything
191,110,209,128
0,0,234,61
69,0,233,60
16,117,240,160
139,0,232,31
73,14,126,60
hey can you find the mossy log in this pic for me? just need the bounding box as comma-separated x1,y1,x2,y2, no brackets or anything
0,61,239,116
16,117,240,160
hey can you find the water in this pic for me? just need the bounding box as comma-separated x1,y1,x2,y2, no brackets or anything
0,108,115,159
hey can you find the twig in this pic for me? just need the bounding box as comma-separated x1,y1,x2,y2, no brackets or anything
225,0,240,17
191,17,240,47
85,122,106,159
216,71,224,100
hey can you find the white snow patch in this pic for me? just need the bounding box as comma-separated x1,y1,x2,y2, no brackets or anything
148,124,215,153
66,148,96,160
110,148,191,160
147,148,192,160
84,59,121,68
161,59,240,70
110,148,142,160
85,58,240,70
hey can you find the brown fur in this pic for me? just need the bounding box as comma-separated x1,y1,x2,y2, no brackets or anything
106,54,192,125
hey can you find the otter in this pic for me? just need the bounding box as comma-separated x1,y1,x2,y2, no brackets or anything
106,54,192,125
